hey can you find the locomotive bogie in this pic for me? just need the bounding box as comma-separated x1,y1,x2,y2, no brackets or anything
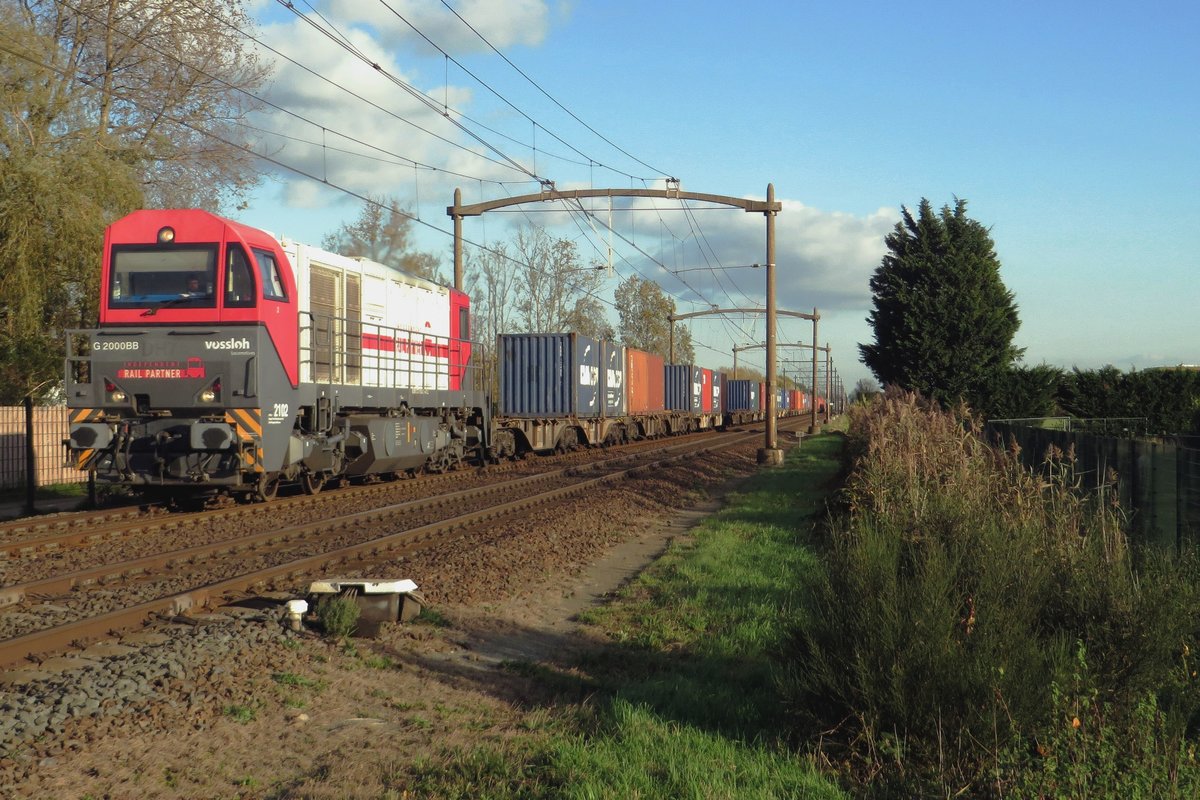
340,412,482,475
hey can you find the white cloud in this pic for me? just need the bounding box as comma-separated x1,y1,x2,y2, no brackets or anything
320,0,550,54
280,180,327,210
243,2,893,388
249,1,553,220
615,196,894,315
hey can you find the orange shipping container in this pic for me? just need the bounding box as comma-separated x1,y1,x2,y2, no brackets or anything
626,348,665,414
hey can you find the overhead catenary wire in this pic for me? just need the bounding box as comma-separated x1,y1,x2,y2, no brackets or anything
372,0,616,174
0,21,751,351
436,0,672,181
283,0,739,309
183,0,760,345
0,30,629,319
277,0,542,183
59,0,536,188
6,8,800,369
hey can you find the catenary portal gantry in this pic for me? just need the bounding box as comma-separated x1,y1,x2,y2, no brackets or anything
449,183,788,462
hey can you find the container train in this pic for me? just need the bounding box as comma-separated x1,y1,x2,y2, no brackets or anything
63,209,820,502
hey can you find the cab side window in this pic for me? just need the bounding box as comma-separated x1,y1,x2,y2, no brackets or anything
254,249,287,301
225,245,256,308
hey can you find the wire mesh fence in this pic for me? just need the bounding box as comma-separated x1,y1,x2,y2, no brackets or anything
0,404,87,491
986,419,1200,551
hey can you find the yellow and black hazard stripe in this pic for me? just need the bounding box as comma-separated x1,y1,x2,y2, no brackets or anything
70,408,105,425
68,408,105,469
224,408,265,472
72,448,96,470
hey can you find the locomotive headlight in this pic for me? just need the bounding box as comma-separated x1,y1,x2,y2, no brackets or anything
157,226,175,244
199,388,216,403
110,389,127,403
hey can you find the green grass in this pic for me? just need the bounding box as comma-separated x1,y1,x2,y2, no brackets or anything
576,436,842,740
272,671,319,688
223,704,256,724
0,481,89,501
388,433,849,799
546,699,836,800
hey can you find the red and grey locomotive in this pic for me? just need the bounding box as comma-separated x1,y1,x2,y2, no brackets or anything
64,209,488,501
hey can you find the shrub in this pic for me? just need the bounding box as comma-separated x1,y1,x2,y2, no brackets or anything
1002,644,1200,799
780,390,1200,796
317,593,360,639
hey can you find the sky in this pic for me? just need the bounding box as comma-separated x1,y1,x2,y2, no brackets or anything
238,0,1200,392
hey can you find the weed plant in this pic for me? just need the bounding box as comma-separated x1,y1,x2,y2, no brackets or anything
782,389,1200,797
316,594,360,639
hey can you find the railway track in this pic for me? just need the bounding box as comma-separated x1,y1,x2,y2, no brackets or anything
0,423,728,564
1,432,740,596
0,425,786,669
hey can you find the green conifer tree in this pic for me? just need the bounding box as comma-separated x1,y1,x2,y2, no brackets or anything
859,198,1022,410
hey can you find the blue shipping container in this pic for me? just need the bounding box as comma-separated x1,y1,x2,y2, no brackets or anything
725,379,758,412
602,341,626,416
664,364,703,412
712,371,727,415
499,333,601,418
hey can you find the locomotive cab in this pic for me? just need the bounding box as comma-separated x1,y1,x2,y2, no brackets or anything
100,210,301,382
65,210,303,499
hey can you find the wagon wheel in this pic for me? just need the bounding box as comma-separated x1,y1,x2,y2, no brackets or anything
301,471,326,495
255,472,281,502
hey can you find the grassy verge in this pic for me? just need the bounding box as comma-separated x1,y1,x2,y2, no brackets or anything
393,433,849,799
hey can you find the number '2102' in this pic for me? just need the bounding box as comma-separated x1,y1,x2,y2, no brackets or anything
272,403,289,419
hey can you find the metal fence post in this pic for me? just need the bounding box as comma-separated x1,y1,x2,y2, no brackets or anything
24,396,35,516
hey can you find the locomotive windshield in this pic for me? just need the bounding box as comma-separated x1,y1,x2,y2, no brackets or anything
109,245,218,309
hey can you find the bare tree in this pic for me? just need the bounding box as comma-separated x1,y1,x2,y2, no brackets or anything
511,226,606,333
464,241,520,397
323,196,441,281
15,0,270,209
850,377,881,404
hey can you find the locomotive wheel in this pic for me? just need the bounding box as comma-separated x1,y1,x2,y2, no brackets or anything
301,471,326,495
256,472,281,502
